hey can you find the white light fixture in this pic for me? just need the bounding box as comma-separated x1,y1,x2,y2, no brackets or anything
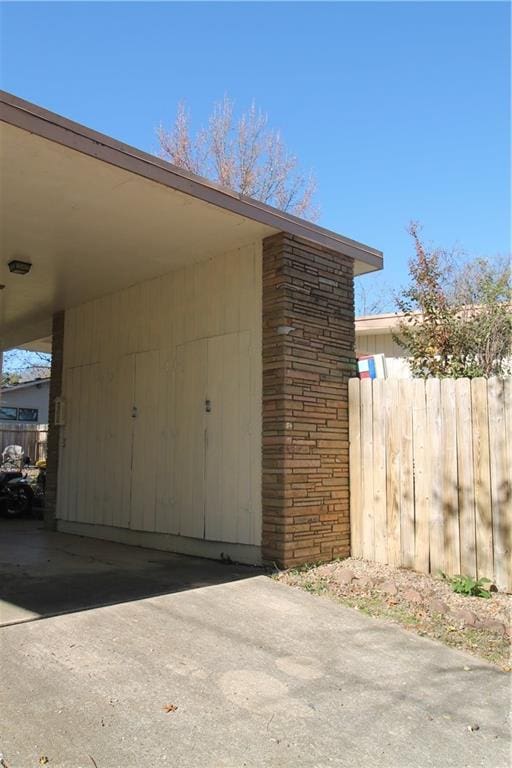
277,325,295,335
8,259,32,275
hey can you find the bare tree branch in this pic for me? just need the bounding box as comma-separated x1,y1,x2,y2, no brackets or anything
158,96,319,221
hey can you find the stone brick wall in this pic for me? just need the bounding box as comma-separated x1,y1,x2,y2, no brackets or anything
262,233,356,568
44,311,64,528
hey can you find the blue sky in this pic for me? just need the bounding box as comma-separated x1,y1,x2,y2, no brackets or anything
1,1,510,311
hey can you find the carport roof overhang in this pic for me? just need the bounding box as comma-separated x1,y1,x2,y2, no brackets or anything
0,90,383,350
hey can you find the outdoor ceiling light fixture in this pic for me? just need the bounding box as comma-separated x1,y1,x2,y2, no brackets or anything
8,259,32,275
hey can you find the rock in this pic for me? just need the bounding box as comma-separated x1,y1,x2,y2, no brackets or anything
429,598,449,615
354,576,374,590
380,581,398,596
335,569,356,586
450,608,478,627
480,619,507,635
403,589,423,604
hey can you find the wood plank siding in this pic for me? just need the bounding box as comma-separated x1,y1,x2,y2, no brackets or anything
56,242,262,549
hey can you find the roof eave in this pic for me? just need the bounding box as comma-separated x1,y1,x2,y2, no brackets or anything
0,90,383,270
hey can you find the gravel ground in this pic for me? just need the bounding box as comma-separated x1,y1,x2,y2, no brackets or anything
276,558,511,670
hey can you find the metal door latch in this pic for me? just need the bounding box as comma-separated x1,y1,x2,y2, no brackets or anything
205,399,212,413
132,406,138,418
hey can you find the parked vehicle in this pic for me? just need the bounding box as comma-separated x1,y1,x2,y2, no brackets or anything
0,444,39,518
0,467,34,518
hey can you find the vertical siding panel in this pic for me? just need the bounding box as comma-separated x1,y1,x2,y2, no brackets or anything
72,366,87,522
100,363,115,527
81,364,93,523
175,339,207,538
155,351,176,534
120,355,135,529
131,350,160,531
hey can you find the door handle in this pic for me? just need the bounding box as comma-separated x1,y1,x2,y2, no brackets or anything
205,399,211,413
132,406,138,418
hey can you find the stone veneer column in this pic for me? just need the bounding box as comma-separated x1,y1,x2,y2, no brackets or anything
262,233,356,568
44,311,65,529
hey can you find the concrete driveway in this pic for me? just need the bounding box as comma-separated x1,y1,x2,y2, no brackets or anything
0,522,510,768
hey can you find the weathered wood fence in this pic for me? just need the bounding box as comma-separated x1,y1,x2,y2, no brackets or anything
0,423,48,462
349,377,511,592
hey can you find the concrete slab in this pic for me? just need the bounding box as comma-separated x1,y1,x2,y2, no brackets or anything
0,520,259,625
0,522,510,767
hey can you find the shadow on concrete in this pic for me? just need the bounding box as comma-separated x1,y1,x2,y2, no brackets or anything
0,519,262,625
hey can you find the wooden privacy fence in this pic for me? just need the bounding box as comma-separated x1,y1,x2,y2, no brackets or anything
349,377,512,592
0,423,48,463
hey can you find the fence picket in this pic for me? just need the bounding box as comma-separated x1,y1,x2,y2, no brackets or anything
456,378,476,576
471,378,493,580
348,378,362,557
426,378,444,575
412,380,429,573
441,379,460,576
372,379,387,563
503,379,512,592
399,380,415,569
488,378,509,591
385,379,401,566
360,380,375,560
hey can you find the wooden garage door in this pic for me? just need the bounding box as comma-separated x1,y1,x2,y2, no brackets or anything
174,331,252,543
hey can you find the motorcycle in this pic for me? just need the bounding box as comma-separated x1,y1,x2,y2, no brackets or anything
0,444,35,518
0,467,34,518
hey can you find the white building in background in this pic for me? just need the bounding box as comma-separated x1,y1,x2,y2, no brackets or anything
355,312,412,378
0,378,50,424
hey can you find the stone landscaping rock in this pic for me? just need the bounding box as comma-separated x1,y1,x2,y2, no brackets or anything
335,570,356,586
380,581,398,596
429,598,449,615
450,609,478,628
480,619,507,636
403,589,423,604
354,576,374,590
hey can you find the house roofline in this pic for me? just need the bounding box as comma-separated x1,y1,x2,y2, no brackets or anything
1,378,51,393
355,312,405,335
0,90,383,268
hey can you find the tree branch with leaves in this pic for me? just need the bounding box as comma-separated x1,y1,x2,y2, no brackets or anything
394,223,511,378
